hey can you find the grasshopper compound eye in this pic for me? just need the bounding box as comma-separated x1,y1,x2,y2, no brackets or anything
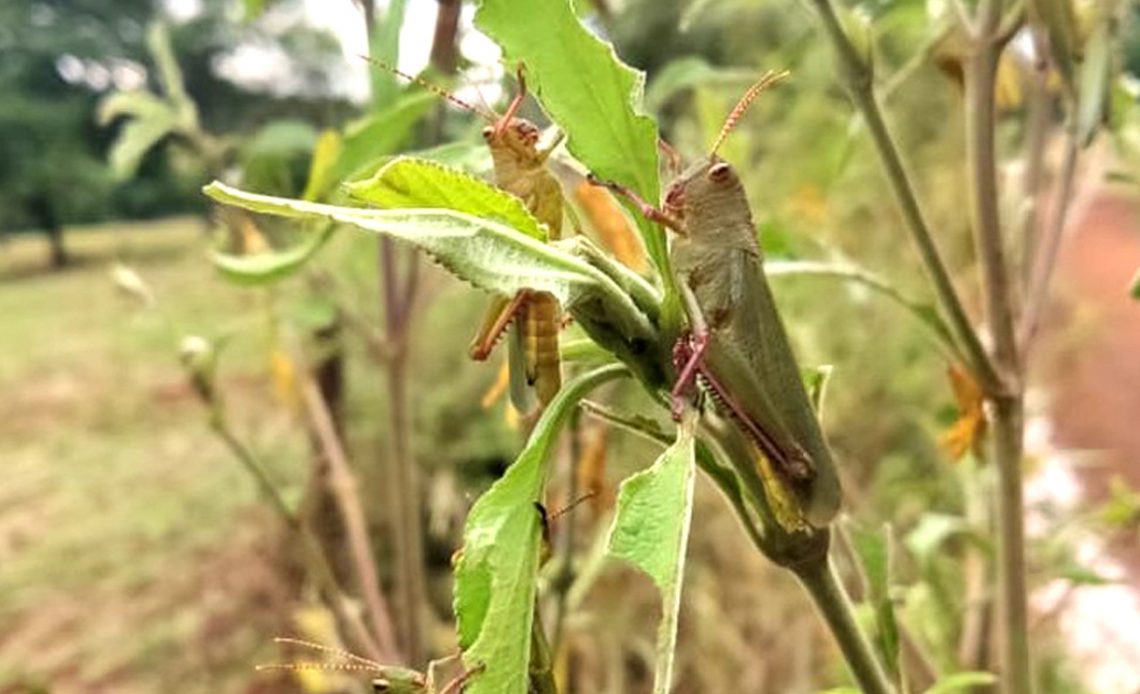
707,162,733,184
481,125,495,141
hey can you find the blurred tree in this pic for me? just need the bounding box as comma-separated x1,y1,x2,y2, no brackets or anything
0,0,346,269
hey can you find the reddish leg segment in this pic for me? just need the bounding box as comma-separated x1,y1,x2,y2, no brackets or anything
585,174,684,233
670,330,709,421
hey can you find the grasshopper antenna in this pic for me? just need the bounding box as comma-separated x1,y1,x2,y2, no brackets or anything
493,63,529,139
358,55,499,123
549,490,598,521
709,69,790,158
268,637,385,670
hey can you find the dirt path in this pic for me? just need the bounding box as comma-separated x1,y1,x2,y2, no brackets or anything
1047,189,1140,501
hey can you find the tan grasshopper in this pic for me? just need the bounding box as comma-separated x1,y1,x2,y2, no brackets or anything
260,637,483,694
368,60,565,410
591,72,842,527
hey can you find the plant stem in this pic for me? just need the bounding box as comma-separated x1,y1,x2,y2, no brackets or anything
795,556,897,694
209,414,390,662
1020,128,1079,350
808,0,1002,396
964,3,1034,689
302,374,403,661
966,0,1020,385
991,395,1030,694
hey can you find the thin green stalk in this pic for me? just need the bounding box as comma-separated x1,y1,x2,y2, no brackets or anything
808,0,1002,396
209,414,392,662
795,556,897,694
211,416,295,525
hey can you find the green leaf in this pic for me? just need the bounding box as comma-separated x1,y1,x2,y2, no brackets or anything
905,513,978,563
644,56,755,112
847,523,901,683
607,418,697,694
368,0,408,110
146,22,197,129
802,364,834,418
106,109,179,180
211,224,335,286
347,157,547,240
332,90,437,182
922,671,997,694
203,179,658,349
1077,15,1114,148
474,0,666,278
1026,0,1076,92
454,364,628,694
766,260,958,358
302,130,344,202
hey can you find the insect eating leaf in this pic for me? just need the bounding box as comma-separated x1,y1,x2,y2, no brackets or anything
347,157,548,241
475,0,667,280
606,417,697,694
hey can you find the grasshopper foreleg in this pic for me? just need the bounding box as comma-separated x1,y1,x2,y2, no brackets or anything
670,330,710,421
436,662,485,694
585,174,684,233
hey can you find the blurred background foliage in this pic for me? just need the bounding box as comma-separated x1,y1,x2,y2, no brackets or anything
2,0,1140,693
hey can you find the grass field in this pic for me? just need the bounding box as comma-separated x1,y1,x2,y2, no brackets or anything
0,220,310,693
0,217,523,694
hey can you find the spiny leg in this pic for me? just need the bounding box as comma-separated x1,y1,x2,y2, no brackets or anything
670,330,710,422
468,291,530,361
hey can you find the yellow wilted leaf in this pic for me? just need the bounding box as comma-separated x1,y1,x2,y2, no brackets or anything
270,348,300,412
574,179,647,273
789,184,828,226
480,360,511,409
576,425,612,516
940,363,987,461
237,212,270,255
995,53,1023,111
285,604,351,693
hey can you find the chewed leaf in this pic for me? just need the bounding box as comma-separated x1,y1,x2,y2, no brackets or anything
475,0,667,279
454,365,628,694
347,157,547,241
204,181,632,315
606,419,697,693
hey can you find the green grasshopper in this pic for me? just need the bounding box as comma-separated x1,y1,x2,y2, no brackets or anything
261,637,483,694
367,59,564,411
591,72,841,527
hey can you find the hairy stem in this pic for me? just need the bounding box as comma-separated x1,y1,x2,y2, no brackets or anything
808,0,1002,395
795,556,897,694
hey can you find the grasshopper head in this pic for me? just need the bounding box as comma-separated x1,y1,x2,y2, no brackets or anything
483,117,542,162
663,156,749,237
